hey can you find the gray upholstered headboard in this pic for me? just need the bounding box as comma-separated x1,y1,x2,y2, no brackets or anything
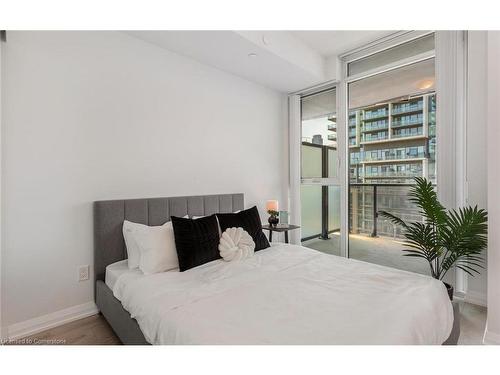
93,193,244,283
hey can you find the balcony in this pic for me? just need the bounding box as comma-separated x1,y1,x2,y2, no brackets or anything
328,123,337,131
301,183,431,276
363,151,426,163
361,133,389,143
392,127,424,139
363,107,388,120
365,170,422,178
391,101,423,115
392,115,424,128
361,122,388,133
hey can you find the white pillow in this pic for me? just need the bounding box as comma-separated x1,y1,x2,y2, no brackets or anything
122,220,146,269
134,221,179,275
218,227,255,261
122,216,187,271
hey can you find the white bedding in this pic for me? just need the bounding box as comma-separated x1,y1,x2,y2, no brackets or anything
105,260,142,290
113,244,454,345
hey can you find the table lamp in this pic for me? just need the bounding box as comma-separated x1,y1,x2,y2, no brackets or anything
266,200,279,227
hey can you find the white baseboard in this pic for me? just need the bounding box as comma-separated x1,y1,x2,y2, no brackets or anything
483,328,500,345
464,290,487,307
6,301,99,340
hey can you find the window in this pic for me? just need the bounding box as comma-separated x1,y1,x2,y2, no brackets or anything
300,88,341,254
348,33,435,76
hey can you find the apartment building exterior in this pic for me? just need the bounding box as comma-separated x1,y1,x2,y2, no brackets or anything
346,92,437,237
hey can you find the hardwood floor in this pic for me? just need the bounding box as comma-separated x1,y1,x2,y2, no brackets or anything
7,301,487,345
8,314,121,345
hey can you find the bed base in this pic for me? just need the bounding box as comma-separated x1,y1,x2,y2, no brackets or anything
96,280,149,345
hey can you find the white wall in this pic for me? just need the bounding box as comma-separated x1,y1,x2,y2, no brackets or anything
1,31,287,332
485,30,500,344
465,31,488,306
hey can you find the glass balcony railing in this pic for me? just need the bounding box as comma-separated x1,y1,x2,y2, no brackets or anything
349,183,430,239
391,101,423,115
362,120,388,132
361,145,426,162
392,114,423,127
392,127,423,139
363,151,426,162
364,169,422,178
364,108,388,119
362,132,388,142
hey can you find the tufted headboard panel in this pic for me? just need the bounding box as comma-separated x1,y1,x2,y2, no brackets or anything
93,193,244,284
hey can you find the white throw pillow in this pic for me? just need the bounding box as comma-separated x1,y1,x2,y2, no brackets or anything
122,216,187,272
218,227,255,262
134,221,179,275
122,220,145,269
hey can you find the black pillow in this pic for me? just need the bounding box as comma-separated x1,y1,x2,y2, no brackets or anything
171,214,221,271
216,206,270,251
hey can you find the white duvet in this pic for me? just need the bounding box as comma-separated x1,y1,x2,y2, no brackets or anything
113,244,453,345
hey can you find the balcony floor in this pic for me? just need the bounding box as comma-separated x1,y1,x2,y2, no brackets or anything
302,233,430,276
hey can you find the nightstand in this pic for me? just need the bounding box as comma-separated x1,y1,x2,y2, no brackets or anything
261,224,300,244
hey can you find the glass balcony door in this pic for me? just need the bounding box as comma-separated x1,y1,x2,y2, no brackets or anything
346,42,437,275
300,88,342,256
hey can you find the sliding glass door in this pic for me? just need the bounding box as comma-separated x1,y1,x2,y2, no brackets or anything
291,32,458,281
346,33,436,275
300,88,341,256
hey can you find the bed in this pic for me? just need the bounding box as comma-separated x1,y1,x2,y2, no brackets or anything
94,193,460,345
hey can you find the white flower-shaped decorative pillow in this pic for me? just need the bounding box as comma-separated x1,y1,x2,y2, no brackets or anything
219,227,255,262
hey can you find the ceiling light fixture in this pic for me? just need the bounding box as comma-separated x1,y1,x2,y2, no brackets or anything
417,79,434,90
248,53,257,58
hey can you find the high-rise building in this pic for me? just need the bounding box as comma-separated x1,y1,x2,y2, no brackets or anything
348,92,436,184
348,92,436,238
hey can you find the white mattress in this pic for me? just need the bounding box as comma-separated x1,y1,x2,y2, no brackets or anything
105,260,140,290
112,244,454,345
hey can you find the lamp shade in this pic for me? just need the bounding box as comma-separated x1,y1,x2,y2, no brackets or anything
266,200,279,212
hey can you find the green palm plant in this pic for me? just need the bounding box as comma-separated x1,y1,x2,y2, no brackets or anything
378,177,487,283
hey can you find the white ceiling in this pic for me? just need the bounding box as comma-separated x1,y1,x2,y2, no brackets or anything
291,31,395,57
125,31,326,93
124,31,397,93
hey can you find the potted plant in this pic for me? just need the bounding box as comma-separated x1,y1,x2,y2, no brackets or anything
267,210,279,227
379,177,488,300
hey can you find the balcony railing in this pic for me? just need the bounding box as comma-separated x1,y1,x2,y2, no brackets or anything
392,128,423,139
364,108,388,120
350,183,427,238
301,183,430,242
362,121,388,132
391,101,423,115
364,170,422,178
361,133,388,142
363,151,426,162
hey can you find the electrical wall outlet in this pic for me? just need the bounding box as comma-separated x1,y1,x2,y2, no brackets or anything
78,265,89,282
